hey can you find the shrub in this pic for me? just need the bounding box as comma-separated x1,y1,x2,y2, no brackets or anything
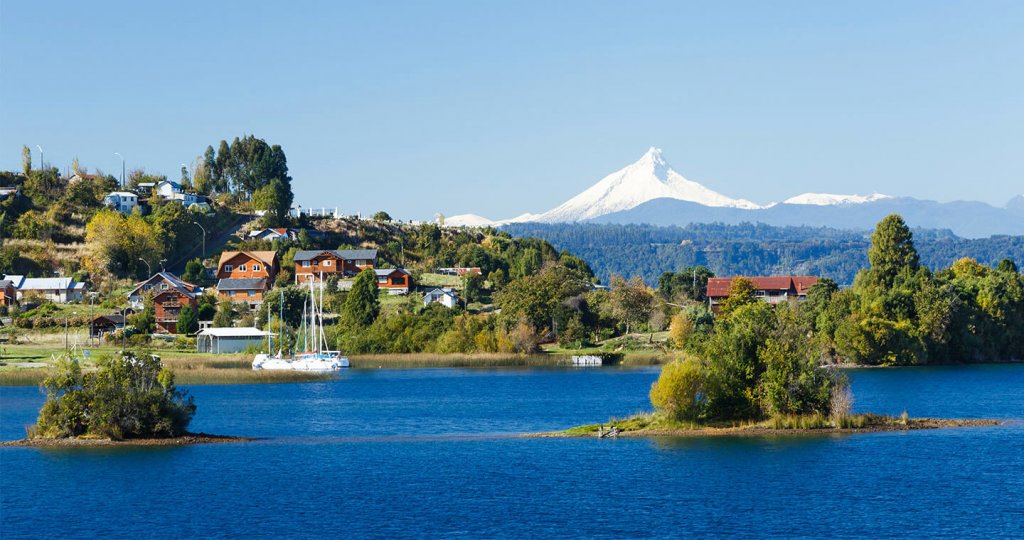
649,357,705,421
34,352,195,440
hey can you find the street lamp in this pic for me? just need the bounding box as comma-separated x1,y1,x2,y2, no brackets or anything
114,152,125,187
192,221,207,259
36,145,43,171
138,258,152,276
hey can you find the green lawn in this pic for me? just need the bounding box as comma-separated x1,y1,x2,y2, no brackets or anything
417,273,463,288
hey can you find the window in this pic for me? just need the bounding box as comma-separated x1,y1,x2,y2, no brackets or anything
253,264,262,272
248,290,256,297
160,284,168,290
378,277,387,284
224,264,233,272
303,261,311,268
238,264,247,272
324,260,332,267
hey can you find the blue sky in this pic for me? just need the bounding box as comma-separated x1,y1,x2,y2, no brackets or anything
2,1,1021,219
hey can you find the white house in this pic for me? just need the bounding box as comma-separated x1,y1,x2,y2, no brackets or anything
155,180,183,199
103,191,139,214
16,277,86,303
171,192,200,206
423,287,460,308
248,228,298,241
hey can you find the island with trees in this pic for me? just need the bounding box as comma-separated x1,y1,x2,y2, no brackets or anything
537,215,1012,437
3,351,249,447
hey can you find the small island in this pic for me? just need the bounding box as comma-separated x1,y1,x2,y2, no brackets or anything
4,350,247,448
536,292,1003,439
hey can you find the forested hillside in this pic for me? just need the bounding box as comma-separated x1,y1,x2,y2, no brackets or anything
504,222,1024,285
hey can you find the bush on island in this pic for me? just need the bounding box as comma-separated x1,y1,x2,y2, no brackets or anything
33,351,195,440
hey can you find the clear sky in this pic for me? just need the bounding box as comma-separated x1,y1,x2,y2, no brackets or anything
2,1,1021,220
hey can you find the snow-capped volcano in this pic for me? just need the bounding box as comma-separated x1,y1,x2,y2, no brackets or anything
534,147,760,222
784,192,892,206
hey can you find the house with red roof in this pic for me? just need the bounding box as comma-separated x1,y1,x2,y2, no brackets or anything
706,276,819,312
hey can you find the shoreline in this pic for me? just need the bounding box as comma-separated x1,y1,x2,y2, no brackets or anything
530,417,1004,439
1,432,257,448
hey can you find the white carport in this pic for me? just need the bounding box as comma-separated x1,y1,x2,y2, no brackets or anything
196,327,272,354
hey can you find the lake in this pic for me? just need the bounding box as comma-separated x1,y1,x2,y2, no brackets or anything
2,365,1023,538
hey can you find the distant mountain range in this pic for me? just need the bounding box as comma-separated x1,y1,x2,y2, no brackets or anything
447,147,1024,238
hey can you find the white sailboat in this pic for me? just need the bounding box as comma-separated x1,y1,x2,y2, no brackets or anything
252,276,349,371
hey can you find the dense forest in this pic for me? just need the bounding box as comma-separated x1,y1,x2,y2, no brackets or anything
504,222,1024,285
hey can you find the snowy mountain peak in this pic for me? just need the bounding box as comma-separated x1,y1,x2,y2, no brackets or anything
535,147,761,222
784,192,893,206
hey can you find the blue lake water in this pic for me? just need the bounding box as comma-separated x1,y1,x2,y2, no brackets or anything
2,365,1023,538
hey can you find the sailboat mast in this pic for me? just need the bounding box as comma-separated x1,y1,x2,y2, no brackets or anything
279,287,284,354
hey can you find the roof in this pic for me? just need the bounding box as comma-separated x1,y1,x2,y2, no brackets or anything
218,250,278,268
706,276,819,298
293,248,378,262
374,268,410,277
216,278,268,291
196,327,273,337
424,287,458,297
128,272,199,298
93,314,127,325
2,275,25,288
0,279,14,289
106,191,138,198
19,277,76,291
249,228,293,238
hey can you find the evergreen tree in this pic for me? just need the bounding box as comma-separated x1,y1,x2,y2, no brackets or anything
345,268,380,326
868,214,919,287
176,304,198,335
22,145,31,174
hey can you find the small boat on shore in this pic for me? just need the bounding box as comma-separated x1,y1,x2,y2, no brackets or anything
252,277,349,372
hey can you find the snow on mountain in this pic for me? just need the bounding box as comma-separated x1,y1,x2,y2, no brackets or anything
534,147,761,223
443,212,545,228
444,214,495,227
783,192,893,206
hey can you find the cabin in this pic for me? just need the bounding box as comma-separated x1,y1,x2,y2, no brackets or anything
217,251,279,281
127,272,201,310
103,191,139,214
423,287,459,308
706,276,819,312
216,278,269,310
14,277,86,303
0,279,16,306
375,268,412,294
293,249,378,283
90,314,126,339
196,327,273,354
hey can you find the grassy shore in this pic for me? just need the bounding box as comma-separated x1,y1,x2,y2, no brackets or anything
534,412,1002,438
